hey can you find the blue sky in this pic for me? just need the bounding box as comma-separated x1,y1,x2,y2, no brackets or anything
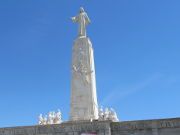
0,0,180,127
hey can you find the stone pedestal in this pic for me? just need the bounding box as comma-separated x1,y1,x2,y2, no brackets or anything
70,37,98,121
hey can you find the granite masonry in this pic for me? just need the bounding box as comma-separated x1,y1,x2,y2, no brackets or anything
1,118,180,135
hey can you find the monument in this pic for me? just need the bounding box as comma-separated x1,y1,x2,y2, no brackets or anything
0,7,180,135
70,7,98,121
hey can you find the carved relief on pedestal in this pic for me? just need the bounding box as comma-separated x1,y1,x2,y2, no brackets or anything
72,63,93,84
72,43,93,85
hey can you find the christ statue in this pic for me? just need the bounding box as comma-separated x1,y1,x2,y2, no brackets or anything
71,7,91,37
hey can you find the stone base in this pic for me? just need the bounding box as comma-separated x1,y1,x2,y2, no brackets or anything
70,37,98,121
1,118,180,135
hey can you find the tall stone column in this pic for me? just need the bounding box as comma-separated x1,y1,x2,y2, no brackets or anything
70,8,98,121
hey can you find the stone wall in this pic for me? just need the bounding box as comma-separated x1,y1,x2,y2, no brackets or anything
111,118,180,135
0,118,180,135
0,121,111,135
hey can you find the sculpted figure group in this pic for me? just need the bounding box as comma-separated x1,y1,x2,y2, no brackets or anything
38,110,62,125
98,107,119,122
38,107,118,124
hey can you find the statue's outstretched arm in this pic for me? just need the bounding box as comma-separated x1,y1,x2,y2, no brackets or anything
71,16,78,23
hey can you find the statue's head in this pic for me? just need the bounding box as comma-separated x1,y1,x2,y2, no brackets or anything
80,7,84,13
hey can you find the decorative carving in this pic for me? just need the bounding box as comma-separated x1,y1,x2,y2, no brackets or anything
72,63,93,84
38,110,62,125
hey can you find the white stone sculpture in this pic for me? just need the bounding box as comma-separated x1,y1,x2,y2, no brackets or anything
71,7,90,37
38,114,44,125
44,115,47,124
54,110,62,124
38,114,47,125
104,108,110,120
47,112,54,124
98,107,119,122
38,110,62,125
98,107,104,120
70,8,98,121
111,109,119,122
108,108,114,120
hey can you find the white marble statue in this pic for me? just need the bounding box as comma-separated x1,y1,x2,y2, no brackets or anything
108,108,114,120
98,107,104,120
104,108,110,120
71,7,90,37
38,114,44,125
98,107,119,122
110,108,119,122
47,112,54,124
54,110,62,124
38,114,47,125
44,115,47,124
38,110,62,125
